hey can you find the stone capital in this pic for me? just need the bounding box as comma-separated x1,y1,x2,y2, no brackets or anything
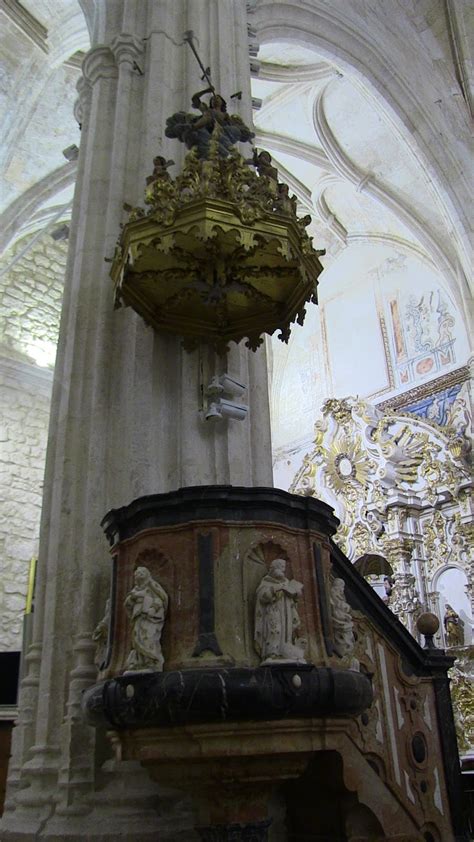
82,45,118,87
110,33,144,67
74,75,92,126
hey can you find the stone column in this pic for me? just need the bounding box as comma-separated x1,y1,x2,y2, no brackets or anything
2,2,272,838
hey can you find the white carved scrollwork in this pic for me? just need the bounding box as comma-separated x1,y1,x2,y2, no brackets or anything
291,397,472,650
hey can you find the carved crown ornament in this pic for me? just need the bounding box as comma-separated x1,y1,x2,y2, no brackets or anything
109,89,325,354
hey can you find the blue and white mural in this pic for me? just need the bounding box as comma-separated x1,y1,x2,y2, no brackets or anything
403,383,463,427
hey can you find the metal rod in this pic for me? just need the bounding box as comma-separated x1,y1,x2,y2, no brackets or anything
183,30,215,92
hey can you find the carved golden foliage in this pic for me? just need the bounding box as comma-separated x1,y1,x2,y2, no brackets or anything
111,142,324,353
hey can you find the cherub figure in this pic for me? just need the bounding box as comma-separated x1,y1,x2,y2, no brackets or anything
145,155,174,186
275,181,297,215
254,149,278,180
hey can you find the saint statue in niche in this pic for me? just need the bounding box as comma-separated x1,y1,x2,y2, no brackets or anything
444,604,464,648
254,558,306,664
124,566,169,672
330,576,356,662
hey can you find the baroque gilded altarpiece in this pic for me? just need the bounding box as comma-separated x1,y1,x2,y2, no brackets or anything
291,397,473,756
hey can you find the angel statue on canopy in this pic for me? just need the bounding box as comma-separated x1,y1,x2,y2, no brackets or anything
165,87,254,159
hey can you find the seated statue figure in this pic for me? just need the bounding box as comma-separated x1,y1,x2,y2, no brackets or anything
124,566,169,672
254,558,306,664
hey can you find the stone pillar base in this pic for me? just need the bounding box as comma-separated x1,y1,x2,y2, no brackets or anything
0,760,195,841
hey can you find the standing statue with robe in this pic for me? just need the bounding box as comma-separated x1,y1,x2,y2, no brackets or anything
254,558,306,664
124,566,169,672
330,576,356,659
444,604,465,648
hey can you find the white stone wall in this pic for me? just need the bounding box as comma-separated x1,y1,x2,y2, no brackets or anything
0,231,65,651
0,360,52,652
0,232,66,366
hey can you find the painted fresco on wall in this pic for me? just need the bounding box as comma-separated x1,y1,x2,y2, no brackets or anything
388,289,456,387
403,383,463,427
396,379,471,438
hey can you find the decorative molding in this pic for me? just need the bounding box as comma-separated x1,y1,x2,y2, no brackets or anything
258,60,338,83
64,50,85,70
377,305,395,391
74,75,92,125
254,130,329,170
0,162,77,255
110,33,144,67
0,705,18,721
0,202,72,279
314,172,339,191
0,354,54,393
290,397,473,665
445,0,473,118
313,82,354,181
82,46,118,86
255,79,314,124
376,366,471,413
12,204,72,242
315,189,346,242
346,233,436,271
46,12,89,68
0,0,48,53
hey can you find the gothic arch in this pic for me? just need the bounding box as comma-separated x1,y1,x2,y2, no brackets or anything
252,1,472,311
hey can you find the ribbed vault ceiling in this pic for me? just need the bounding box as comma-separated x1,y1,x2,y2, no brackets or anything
0,3,471,454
